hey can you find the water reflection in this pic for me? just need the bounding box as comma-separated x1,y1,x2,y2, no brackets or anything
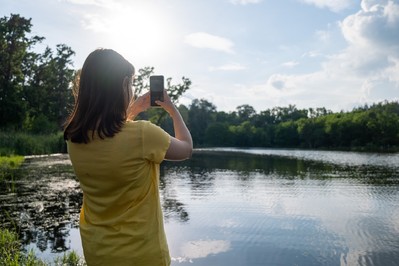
179,240,231,260
0,155,82,257
161,150,399,265
164,150,399,183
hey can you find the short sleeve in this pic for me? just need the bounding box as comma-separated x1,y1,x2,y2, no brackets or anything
142,121,171,164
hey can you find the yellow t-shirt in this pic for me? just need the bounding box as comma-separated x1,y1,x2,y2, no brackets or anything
67,120,171,266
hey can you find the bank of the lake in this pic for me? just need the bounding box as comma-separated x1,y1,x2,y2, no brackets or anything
1,130,399,158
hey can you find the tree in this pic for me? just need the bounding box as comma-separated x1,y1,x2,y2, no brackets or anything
188,99,217,146
273,121,299,147
0,14,44,128
0,14,75,132
24,44,75,131
236,104,256,123
230,121,257,147
205,122,231,146
133,67,191,128
272,104,308,123
297,118,327,148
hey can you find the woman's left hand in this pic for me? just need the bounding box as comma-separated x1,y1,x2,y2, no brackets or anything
127,92,150,120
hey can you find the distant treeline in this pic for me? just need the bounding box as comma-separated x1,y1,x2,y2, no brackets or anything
1,14,398,155
169,99,399,151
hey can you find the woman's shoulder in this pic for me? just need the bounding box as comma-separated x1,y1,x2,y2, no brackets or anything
125,120,163,131
124,120,152,129
124,120,167,137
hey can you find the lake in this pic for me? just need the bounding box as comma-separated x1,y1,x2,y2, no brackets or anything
1,148,399,265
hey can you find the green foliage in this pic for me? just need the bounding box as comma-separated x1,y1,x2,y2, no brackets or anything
53,250,86,266
0,156,24,169
274,121,299,147
0,228,21,265
0,155,24,181
205,122,232,146
0,14,75,132
188,99,216,146
0,155,24,192
0,228,85,266
0,131,66,156
0,14,44,128
0,228,48,265
186,100,399,151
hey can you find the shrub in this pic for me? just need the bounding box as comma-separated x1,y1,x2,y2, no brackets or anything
0,131,66,156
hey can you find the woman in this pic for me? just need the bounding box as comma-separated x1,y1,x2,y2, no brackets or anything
64,48,193,265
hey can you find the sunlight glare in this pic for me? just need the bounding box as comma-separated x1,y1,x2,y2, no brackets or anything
103,3,173,64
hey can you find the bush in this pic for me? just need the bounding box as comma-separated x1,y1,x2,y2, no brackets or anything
0,131,66,156
30,114,59,134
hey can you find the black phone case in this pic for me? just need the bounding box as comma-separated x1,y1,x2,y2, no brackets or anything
150,76,164,107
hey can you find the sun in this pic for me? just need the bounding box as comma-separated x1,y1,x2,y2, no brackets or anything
102,3,173,64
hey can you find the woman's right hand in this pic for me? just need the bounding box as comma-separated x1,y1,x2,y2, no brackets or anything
155,90,177,116
156,90,193,161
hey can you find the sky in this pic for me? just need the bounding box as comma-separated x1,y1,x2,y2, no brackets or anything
2,0,399,113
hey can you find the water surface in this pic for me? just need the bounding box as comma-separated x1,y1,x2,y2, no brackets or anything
1,149,398,265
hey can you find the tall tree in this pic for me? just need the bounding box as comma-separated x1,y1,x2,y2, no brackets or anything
236,104,256,123
0,14,44,128
188,99,216,146
24,44,75,131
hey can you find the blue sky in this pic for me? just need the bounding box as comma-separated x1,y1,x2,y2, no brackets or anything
2,0,399,112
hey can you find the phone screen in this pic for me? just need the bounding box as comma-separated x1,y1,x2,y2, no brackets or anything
150,75,164,107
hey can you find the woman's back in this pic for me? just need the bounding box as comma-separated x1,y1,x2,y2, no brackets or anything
68,121,171,265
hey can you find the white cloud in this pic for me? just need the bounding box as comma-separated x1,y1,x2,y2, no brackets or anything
184,32,235,53
302,50,323,58
81,14,109,32
209,63,246,71
315,30,331,42
230,0,262,5
63,0,118,8
337,0,399,82
281,61,299,68
341,0,399,49
361,0,387,11
63,0,101,5
299,0,353,12
190,0,399,112
256,0,399,110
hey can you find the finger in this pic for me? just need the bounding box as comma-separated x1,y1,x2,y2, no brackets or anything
155,100,164,105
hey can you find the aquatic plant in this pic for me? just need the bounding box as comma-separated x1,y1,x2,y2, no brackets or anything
0,156,24,189
0,228,86,266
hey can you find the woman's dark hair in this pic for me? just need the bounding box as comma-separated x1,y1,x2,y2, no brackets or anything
64,48,135,143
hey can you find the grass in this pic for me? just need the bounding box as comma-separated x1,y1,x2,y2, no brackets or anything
0,228,86,266
0,156,24,172
0,156,25,193
0,131,66,156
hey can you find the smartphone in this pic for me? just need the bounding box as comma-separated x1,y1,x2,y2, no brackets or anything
150,75,164,107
